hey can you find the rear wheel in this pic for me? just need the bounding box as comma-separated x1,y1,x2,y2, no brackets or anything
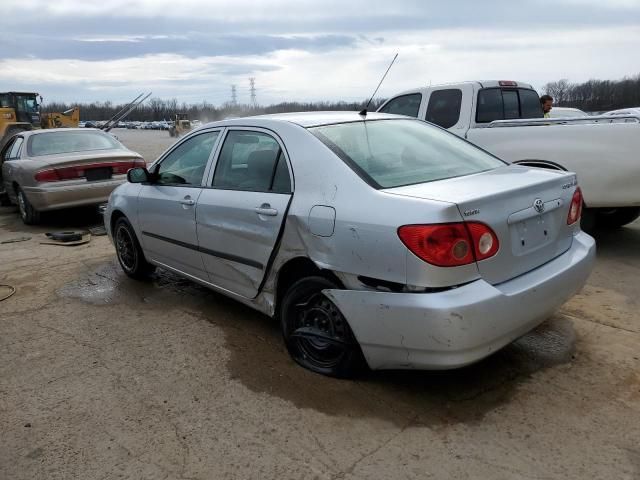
16,187,40,225
280,276,365,378
114,217,155,279
596,207,640,228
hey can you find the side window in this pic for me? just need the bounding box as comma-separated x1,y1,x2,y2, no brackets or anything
6,137,24,160
212,130,291,193
156,131,219,186
379,93,422,117
425,89,462,128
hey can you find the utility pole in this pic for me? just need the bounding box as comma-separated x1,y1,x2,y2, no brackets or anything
231,85,237,105
249,77,256,107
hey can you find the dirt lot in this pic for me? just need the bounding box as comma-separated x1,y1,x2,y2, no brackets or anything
1,130,639,479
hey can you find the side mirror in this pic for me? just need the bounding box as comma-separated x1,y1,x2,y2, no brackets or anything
127,167,150,183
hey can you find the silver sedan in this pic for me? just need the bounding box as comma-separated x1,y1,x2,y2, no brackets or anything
1,128,144,224
104,112,595,377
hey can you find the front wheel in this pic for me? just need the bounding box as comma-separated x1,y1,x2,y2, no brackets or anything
114,217,155,279
280,276,366,378
596,207,640,229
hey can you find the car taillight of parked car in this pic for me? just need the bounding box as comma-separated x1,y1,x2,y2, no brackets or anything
567,187,583,225
34,159,146,182
398,222,499,267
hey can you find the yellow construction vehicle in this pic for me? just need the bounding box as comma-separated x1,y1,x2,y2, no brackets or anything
0,91,80,149
169,113,191,137
41,107,80,129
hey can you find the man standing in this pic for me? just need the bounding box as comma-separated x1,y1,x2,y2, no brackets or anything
540,94,553,118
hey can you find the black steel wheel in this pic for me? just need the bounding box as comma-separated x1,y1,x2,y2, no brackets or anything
280,276,365,378
114,217,155,279
16,187,40,225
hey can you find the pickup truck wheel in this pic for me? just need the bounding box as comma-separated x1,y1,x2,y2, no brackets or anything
596,207,640,229
16,187,40,225
280,276,366,378
114,217,156,279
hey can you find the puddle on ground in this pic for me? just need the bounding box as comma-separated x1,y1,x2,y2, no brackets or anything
60,260,578,426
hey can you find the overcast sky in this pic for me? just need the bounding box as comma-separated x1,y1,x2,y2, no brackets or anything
1,0,639,105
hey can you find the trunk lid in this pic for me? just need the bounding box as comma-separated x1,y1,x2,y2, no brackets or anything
386,165,578,284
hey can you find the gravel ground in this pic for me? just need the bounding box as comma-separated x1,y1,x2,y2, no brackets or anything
1,130,639,479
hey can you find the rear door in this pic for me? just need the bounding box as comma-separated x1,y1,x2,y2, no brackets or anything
196,128,293,298
1,135,24,195
137,129,221,280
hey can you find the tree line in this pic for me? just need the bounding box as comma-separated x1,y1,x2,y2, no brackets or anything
41,97,383,122
544,74,640,112
41,73,639,120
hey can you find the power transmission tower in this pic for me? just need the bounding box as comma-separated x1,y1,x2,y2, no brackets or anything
231,85,237,105
249,77,256,106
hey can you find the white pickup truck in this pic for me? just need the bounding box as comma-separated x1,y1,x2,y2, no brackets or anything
378,80,640,228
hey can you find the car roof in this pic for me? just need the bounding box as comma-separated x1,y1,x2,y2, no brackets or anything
201,111,404,129
379,80,536,99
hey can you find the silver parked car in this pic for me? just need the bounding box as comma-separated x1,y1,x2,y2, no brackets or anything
104,112,595,377
1,128,144,224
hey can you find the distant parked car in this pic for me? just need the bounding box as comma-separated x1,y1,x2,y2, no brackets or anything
1,128,144,224
549,107,588,118
105,112,595,377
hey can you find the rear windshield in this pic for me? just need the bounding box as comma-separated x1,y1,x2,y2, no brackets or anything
310,119,505,188
28,131,123,157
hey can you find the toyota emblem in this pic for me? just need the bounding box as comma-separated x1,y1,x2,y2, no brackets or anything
533,198,545,213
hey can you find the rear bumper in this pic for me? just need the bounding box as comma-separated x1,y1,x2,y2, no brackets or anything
23,179,125,211
325,231,596,370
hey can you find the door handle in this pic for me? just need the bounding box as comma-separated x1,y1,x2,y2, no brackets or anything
254,203,278,216
180,196,195,206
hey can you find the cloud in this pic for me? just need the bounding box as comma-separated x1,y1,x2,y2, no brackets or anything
0,0,638,104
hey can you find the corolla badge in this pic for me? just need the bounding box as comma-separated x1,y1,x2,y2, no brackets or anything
533,198,545,213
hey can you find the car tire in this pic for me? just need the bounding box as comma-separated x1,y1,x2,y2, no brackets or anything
596,207,640,229
114,216,156,279
280,276,366,378
16,187,40,225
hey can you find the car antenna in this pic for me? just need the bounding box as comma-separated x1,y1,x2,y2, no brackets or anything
359,53,398,117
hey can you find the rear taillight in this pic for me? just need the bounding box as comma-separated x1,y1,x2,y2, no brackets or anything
466,222,499,261
34,159,146,183
34,169,61,182
112,158,146,174
567,187,583,225
398,222,499,267
35,166,84,182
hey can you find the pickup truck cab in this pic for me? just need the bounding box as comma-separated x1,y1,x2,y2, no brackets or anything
378,80,640,228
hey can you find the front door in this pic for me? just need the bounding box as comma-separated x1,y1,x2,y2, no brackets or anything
137,130,220,280
196,129,293,298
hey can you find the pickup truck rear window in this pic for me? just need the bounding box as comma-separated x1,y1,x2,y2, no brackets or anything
310,119,505,189
378,93,422,117
476,88,543,123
